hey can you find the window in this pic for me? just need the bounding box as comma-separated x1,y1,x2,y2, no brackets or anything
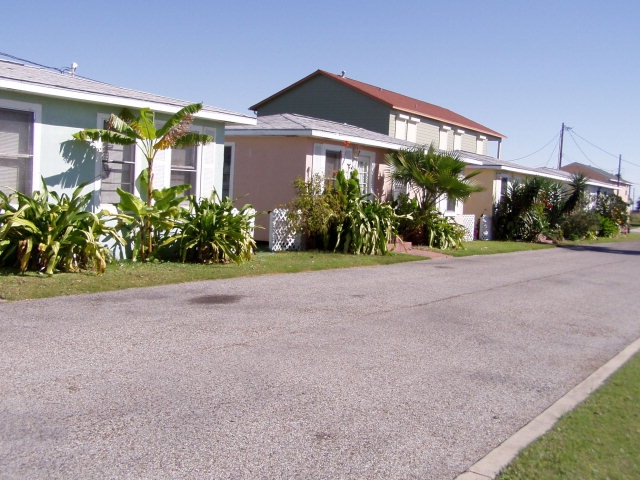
499,176,509,202
476,136,487,155
0,108,33,195
394,114,419,143
439,126,451,150
324,150,341,187
355,156,371,195
446,195,457,212
395,115,408,140
454,129,464,151
171,145,198,196
222,144,234,199
101,119,135,204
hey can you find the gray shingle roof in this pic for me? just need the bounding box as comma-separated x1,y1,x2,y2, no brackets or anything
226,113,417,149
461,151,618,187
561,162,632,185
0,59,255,124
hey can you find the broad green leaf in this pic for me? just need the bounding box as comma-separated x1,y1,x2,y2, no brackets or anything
137,108,156,140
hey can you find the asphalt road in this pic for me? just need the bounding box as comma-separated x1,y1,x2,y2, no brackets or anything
1,242,639,479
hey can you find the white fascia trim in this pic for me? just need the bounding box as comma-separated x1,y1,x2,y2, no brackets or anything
225,128,313,137
457,154,483,166
0,79,256,125
461,158,483,166
310,130,410,150
586,179,621,188
226,128,411,151
476,164,576,181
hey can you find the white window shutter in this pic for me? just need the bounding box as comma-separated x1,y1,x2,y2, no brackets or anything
200,127,217,198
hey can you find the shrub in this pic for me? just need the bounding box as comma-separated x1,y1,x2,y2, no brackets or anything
0,181,121,274
560,211,600,240
160,193,257,264
393,194,465,249
287,171,400,255
287,174,342,250
594,194,628,230
598,215,619,238
113,184,190,261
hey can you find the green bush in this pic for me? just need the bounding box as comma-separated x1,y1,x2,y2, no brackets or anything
594,194,628,230
0,181,121,274
288,174,342,250
493,175,588,242
598,215,619,238
560,211,600,240
112,183,190,261
333,171,399,255
393,194,465,249
287,171,400,255
160,193,257,264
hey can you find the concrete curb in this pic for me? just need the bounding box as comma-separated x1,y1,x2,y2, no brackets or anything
455,335,640,480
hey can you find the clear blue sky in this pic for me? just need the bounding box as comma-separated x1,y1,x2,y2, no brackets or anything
3,0,639,203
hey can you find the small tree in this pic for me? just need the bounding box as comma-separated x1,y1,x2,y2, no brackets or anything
73,103,213,260
385,144,483,210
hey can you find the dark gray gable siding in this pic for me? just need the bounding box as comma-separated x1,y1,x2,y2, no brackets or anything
255,75,391,134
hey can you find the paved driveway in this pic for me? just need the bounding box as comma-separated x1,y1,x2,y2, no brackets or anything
1,242,639,479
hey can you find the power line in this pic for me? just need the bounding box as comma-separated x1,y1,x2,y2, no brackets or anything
622,158,640,168
544,140,559,168
570,129,618,159
505,131,560,162
566,130,608,171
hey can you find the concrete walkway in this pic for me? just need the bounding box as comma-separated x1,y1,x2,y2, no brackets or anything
1,241,639,479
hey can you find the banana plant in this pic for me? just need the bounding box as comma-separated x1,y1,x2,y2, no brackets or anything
0,180,123,274
160,192,258,264
112,184,190,261
72,103,213,260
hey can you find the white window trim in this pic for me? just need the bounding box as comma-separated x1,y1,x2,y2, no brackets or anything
454,129,465,151
394,114,420,142
95,113,140,209
0,98,42,194
166,125,205,198
439,126,451,150
476,135,487,155
353,149,376,195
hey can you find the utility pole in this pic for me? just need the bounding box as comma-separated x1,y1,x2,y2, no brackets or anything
617,154,622,187
557,122,565,169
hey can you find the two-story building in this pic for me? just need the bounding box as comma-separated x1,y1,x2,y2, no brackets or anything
250,69,506,159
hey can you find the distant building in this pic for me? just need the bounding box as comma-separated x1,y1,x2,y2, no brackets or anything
561,162,633,204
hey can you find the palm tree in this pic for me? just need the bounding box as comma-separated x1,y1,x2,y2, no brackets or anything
385,144,483,211
73,103,213,260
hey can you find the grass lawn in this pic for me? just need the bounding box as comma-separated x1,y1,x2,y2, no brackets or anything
429,232,640,257
497,352,640,480
0,251,421,302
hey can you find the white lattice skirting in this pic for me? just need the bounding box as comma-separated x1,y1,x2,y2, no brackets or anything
455,214,476,242
269,208,302,251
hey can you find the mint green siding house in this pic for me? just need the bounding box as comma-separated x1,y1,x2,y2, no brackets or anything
0,59,255,210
